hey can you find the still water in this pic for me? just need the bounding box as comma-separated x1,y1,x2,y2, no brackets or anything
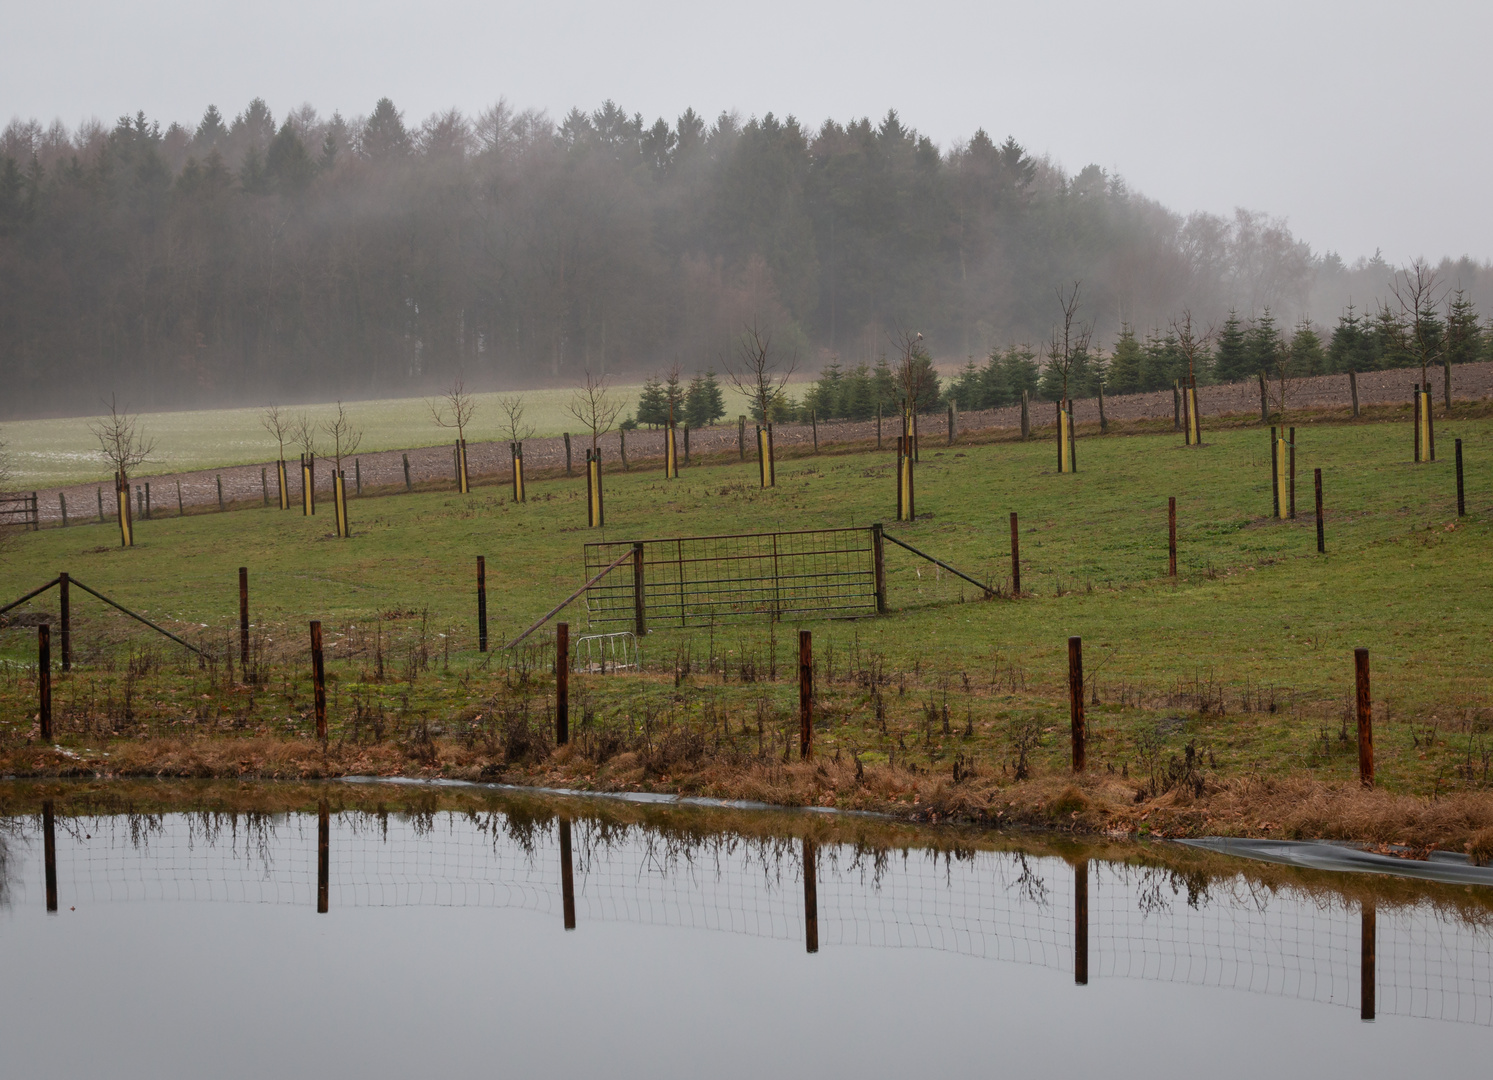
1,784,1489,1079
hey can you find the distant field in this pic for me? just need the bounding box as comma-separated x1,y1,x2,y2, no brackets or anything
1,385,668,488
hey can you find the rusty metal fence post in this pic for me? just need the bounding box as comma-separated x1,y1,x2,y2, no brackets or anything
632,542,646,636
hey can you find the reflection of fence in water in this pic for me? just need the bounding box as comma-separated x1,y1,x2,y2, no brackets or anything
12,812,1493,1026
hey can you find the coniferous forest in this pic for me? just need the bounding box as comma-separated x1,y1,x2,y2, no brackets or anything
1,96,1490,418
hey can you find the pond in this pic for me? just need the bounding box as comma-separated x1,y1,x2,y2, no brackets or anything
1,782,1489,1079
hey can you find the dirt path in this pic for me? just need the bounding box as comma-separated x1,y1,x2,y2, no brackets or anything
20,362,1492,525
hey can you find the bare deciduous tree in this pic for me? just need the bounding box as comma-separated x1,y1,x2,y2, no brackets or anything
261,403,292,462
564,371,625,453
893,329,937,409
1170,311,1213,387
1390,258,1447,391
89,395,157,483
290,412,316,458
429,379,478,443
322,401,362,473
1048,282,1093,402
724,323,797,423
496,395,534,444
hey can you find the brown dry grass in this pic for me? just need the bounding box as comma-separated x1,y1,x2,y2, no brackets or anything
6,733,1493,853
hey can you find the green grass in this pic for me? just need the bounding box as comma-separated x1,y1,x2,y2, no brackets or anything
3,409,1491,793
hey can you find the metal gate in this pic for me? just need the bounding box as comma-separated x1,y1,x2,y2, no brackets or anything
583,527,877,628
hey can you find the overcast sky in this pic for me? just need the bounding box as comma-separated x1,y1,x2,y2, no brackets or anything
5,0,1489,264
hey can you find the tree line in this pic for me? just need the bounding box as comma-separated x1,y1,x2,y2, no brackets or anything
1,96,1490,420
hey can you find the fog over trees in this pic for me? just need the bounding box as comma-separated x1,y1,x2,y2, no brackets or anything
1,96,1489,417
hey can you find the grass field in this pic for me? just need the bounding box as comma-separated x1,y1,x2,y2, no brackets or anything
2,408,1491,829
0,377,816,489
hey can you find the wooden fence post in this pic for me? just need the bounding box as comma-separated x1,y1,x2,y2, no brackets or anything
38,624,52,741
145,482,152,519
1456,438,1465,517
1355,648,1373,787
565,432,573,476
1288,428,1296,519
1097,381,1107,433
476,556,488,652
1020,390,1030,439
403,453,412,491
59,572,70,672
1315,469,1325,552
217,474,224,511
239,567,250,671
1068,636,1085,773
177,480,184,516
739,416,746,459
261,468,269,506
355,458,361,495
310,620,327,741
59,492,68,527
556,621,569,746
1172,381,1182,431
1009,512,1021,597
1168,497,1177,577
799,630,813,760
1349,370,1359,417
871,523,887,614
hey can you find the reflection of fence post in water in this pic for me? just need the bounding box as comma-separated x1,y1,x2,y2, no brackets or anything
803,838,818,954
1361,900,1376,1021
317,802,330,914
559,820,576,931
43,799,58,914
1074,859,1089,985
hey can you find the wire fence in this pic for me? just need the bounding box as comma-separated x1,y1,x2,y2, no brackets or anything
6,809,1490,1026
584,528,878,628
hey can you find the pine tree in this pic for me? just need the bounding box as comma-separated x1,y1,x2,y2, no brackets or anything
1105,324,1143,395
1140,328,1181,392
1213,309,1248,382
1244,309,1283,379
1327,304,1375,373
951,359,982,409
635,377,668,427
664,370,684,422
1445,290,1482,366
1371,304,1411,370
684,371,725,426
266,121,315,195
1288,320,1326,377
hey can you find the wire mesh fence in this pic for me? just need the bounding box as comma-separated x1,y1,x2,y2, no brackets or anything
583,528,878,629
6,809,1490,1026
